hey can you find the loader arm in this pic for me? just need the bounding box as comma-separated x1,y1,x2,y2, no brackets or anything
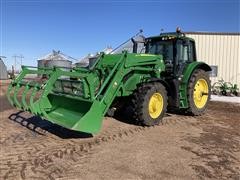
71,52,164,133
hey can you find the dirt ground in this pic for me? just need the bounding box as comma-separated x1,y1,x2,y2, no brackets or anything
0,82,240,180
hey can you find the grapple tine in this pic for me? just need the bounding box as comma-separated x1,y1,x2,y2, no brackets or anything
8,67,29,108
39,101,51,121
29,84,39,114
13,83,22,109
21,83,30,111
6,83,14,106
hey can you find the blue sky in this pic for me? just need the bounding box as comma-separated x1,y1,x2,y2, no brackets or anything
1,0,239,69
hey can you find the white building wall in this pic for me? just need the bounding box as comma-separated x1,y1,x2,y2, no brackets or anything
0,59,8,80
186,33,240,87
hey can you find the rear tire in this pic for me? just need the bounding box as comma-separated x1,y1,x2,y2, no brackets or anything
132,83,168,126
187,69,211,115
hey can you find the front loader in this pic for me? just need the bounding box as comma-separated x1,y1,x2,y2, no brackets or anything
7,29,211,134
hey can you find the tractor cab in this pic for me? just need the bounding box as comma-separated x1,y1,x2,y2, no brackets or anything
143,29,200,108
145,31,197,77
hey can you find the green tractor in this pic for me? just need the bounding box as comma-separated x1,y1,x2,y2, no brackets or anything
7,29,211,134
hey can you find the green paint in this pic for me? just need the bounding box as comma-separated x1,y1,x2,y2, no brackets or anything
179,61,211,108
7,52,165,134
7,34,211,134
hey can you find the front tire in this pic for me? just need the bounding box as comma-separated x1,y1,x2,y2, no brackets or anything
132,83,168,126
187,69,211,115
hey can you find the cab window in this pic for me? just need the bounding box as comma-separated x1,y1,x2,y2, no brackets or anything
146,40,173,61
176,40,195,62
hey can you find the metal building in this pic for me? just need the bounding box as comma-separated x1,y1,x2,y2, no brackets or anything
75,47,113,68
38,50,73,69
0,57,8,80
186,32,240,87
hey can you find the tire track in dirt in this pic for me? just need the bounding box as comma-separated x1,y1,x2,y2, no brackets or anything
0,120,151,179
26,125,151,179
0,112,199,180
34,114,199,180
2,95,233,179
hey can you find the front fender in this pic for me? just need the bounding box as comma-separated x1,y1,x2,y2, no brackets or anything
179,62,211,108
182,62,211,84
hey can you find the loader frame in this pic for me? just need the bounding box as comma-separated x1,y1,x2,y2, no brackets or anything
7,52,165,133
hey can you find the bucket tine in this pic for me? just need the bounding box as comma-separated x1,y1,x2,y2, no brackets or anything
13,83,22,108
21,82,30,111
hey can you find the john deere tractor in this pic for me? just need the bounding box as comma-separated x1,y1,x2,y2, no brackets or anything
7,29,211,134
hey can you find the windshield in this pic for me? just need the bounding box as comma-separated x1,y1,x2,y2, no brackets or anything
146,40,173,60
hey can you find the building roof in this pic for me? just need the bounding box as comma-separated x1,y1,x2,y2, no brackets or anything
38,50,69,61
185,31,240,36
38,50,78,62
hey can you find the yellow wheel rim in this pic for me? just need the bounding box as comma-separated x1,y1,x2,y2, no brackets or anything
148,93,163,119
193,79,209,109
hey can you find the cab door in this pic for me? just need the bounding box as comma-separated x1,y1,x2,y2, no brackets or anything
175,39,196,76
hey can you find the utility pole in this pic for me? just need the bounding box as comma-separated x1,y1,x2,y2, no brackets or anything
19,54,24,69
12,54,24,71
13,55,17,72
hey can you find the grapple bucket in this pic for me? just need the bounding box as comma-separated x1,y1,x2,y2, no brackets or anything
39,94,104,134
7,66,51,112
7,66,104,134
